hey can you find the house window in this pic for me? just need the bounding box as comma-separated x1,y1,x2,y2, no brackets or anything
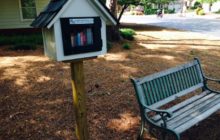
20,0,37,20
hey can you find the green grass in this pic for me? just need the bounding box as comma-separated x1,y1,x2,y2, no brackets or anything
122,43,131,50
119,28,136,40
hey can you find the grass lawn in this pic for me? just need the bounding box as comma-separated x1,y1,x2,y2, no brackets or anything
0,25,219,140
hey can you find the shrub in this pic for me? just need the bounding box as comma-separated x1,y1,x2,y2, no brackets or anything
195,7,205,15
193,1,201,9
198,9,205,15
144,8,157,15
0,34,43,46
119,28,136,40
9,43,37,51
215,9,220,14
164,8,175,14
122,43,131,50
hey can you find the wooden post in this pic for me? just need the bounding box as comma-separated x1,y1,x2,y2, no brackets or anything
70,61,89,140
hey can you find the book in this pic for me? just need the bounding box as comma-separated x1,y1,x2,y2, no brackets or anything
77,33,81,46
86,28,93,45
70,34,75,47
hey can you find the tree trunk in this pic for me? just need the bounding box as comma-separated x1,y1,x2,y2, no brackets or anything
209,3,212,12
106,0,118,17
106,0,120,41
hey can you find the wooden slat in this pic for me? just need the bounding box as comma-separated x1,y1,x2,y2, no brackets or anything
195,63,204,83
141,84,151,105
150,83,204,109
152,90,211,122
137,60,198,84
168,93,220,127
174,97,220,133
161,76,169,98
145,83,154,105
186,67,194,87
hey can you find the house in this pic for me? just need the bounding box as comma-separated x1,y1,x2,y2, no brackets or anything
0,0,50,30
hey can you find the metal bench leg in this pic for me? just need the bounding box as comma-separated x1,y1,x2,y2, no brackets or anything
161,132,167,140
137,118,145,140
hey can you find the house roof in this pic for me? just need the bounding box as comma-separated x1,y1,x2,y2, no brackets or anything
31,0,118,28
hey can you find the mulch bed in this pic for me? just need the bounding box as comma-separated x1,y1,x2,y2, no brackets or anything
0,26,220,140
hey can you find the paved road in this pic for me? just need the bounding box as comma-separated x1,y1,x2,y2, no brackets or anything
121,14,220,37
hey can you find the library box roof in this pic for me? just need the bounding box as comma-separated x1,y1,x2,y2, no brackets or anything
31,0,118,28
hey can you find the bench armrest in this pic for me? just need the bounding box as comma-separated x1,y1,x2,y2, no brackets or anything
143,105,173,118
142,105,172,128
205,77,220,83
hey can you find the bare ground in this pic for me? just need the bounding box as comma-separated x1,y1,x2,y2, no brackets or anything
0,26,220,140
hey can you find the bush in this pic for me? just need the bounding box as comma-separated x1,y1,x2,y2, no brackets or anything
144,8,175,15
122,43,131,50
164,8,175,14
215,9,220,14
0,34,43,46
195,7,205,15
198,9,205,15
120,28,136,40
9,43,37,51
144,8,157,15
193,1,201,9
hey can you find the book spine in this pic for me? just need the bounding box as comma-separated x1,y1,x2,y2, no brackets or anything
86,28,93,45
77,33,81,46
83,31,87,46
80,32,84,46
70,34,75,47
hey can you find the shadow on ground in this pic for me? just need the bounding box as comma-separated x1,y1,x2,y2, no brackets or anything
0,25,219,140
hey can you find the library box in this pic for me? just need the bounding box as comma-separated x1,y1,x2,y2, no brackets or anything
31,0,117,62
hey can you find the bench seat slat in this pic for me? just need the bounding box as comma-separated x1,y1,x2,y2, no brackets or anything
167,93,220,127
150,83,204,109
174,97,220,133
153,92,217,125
152,90,211,122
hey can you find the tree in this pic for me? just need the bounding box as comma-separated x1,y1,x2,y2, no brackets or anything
106,0,120,41
197,0,220,12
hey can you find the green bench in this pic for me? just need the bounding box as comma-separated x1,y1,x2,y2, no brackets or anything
131,58,220,140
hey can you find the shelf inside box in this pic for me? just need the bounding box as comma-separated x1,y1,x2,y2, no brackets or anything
61,17,102,56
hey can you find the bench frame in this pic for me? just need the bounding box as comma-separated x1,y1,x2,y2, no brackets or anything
131,58,220,140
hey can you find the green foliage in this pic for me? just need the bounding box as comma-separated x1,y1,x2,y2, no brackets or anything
215,9,220,14
144,8,157,15
197,0,220,4
193,1,202,9
144,8,175,15
9,43,37,51
195,7,205,15
122,43,131,50
164,8,175,14
0,34,43,46
118,0,140,5
120,28,136,40
198,9,205,15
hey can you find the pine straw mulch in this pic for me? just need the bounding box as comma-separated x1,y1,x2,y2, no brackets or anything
0,26,220,140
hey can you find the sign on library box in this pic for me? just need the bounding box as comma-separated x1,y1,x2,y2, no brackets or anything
31,0,117,62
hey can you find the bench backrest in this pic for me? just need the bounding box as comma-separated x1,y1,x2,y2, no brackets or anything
131,58,205,108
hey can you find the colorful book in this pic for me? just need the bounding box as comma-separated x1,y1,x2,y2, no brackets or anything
70,34,75,47
86,28,93,45
77,33,81,46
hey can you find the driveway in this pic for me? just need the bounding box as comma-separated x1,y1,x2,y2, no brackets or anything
121,14,220,37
